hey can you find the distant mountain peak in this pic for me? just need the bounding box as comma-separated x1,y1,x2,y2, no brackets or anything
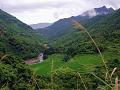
95,6,107,9
30,23,52,29
81,6,114,18
36,6,116,39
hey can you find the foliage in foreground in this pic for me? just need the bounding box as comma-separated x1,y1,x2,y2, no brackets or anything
0,55,36,90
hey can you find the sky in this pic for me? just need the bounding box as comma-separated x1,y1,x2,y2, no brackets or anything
0,0,120,24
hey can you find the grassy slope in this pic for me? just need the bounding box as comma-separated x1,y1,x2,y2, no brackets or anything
31,54,65,75
64,54,102,73
31,50,120,76
31,54,102,75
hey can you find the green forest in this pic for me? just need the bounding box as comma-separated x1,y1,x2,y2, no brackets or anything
0,6,120,90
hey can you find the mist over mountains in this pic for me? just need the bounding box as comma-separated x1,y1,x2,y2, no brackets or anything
0,4,120,90
35,6,114,40
81,6,114,18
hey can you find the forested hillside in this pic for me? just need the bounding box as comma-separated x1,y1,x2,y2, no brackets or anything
35,6,114,40
52,9,120,55
0,9,46,59
30,8,120,90
0,6,120,90
0,9,47,90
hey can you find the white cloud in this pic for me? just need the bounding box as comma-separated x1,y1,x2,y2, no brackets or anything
0,0,119,24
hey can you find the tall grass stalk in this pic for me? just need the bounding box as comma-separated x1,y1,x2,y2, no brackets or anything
110,67,117,84
51,59,54,90
97,87,106,90
91,73,112,89
77,73,79,90
72,20,110,79
77,72,87,90
0,54,11,61
110,67,117,78
115,77,118,90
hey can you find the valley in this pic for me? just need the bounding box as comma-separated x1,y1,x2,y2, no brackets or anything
30,6,120,89
0,5,120,90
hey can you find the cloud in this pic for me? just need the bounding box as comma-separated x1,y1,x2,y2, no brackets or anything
0,0,71,13
0,0,119,24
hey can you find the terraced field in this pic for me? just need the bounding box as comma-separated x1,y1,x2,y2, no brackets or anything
31,54,103,75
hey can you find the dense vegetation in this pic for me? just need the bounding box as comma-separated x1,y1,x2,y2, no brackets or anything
31,52,120,89
0,55,36,89
0,9,45,89
31,9,120,89
0,9,46,59
51,9,120,56
0,8,120,90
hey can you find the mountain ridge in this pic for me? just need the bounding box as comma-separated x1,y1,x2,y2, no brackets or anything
0,9,45,59
35,6,114,40
30,23,52,29
81,6,114,18
52,8,120,50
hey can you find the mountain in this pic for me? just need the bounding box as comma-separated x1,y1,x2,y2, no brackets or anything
52,8,120,54
0,9,45,59
35,6,114,40
81,6,114,18
0,7,119,90
30,23,52,29
0,9,46,90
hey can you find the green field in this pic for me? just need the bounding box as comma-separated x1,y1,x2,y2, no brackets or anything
31,54,104,75
31,50,120,76
31,54,65,75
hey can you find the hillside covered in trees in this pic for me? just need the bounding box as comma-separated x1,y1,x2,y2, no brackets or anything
0,6,120,90
0,9,46,59
51,8,120,56
31,8,120,89
0,9,46,89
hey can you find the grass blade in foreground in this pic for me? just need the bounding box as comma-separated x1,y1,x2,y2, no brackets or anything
72,20,110,80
